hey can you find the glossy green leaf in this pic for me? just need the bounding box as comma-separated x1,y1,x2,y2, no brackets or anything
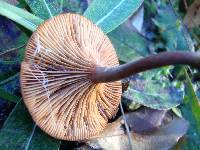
0,60,20,83
152,3,194,51
25,0,58,19
108,22,183,110
0,1,44,31
0,73,19,86
0,16,25,82
84,0,144,33
0,2,28,62
0,101,60,150
108,24,149,62
0,73,20,98
0,88,20,103
123,68,183,110
0,18,28,52
60,0,87,14
179,69,200,149
25,0,87,20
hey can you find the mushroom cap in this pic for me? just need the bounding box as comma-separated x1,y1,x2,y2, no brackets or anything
20,13,122,141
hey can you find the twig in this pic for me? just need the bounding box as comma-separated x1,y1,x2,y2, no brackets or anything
119,101,134,149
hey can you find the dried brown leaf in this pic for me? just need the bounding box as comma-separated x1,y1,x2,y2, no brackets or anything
86,108,188,150
184,0,200,28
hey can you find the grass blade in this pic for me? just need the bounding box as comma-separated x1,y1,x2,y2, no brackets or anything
179,69,200,149
0,1,44,31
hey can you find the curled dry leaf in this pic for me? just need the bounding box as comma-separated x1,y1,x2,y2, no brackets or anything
124,108,167,134
86,108,189,150
20,13,122,141
184,0,200,28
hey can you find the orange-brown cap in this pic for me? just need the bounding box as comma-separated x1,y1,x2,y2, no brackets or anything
20,13,122,140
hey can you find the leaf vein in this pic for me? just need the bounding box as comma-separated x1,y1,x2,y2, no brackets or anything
96,0,126,25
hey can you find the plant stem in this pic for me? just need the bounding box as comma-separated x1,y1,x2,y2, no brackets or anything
91,52,200,83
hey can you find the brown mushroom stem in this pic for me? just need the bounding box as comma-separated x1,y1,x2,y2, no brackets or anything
91,51,200,83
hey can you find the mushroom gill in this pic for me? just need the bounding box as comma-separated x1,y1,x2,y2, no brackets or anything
20,13,122,140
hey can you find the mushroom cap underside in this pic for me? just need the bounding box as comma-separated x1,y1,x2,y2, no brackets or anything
20,13,122,140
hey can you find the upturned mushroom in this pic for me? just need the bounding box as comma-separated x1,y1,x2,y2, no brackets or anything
20,13,122,141
20,13,200,141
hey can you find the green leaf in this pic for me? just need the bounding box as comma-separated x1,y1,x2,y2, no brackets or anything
25,0,87,20
0,73,19,86
0,88,20,103
0,6,28,61
0,101,60,150
0,16,28,52
108,22,183,110
0,72,20,97
123,69,183,110
153,3,194,51
179,69,200,149
0,1,44,31
108,24,149,62
0,62,19,82
0,60,19,65
25,0,57,19
0,16,28,82
60,0,87,14
84,0,144,33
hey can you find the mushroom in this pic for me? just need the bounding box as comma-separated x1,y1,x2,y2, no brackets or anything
20,13,122,141
20,13,200,141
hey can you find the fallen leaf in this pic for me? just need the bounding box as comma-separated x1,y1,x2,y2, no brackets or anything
85,108,188,150
124,108,167,134
184,0,200,28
